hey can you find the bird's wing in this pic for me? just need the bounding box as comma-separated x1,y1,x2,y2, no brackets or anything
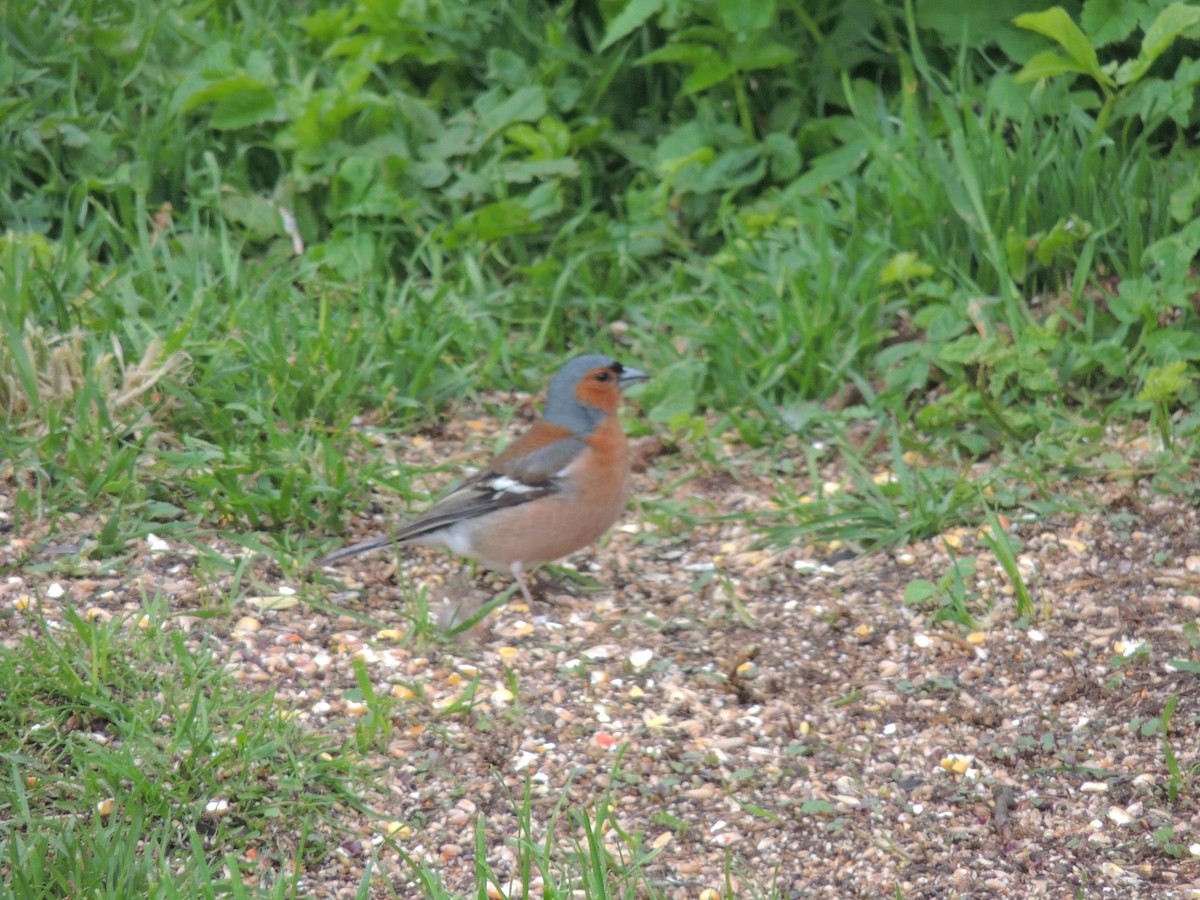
392,434,587,541
318,428,588,565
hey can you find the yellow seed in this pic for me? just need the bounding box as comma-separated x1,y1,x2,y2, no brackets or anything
939,755,973,775
233,616,261,634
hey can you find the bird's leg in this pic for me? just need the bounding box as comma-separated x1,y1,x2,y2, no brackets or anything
510,563,535,606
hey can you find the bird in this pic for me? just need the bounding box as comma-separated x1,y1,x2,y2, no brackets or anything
320,354,650,605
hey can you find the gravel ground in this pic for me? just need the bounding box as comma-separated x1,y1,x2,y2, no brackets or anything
5,414,1200,898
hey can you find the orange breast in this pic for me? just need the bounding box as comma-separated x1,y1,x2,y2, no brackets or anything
462,416,631,570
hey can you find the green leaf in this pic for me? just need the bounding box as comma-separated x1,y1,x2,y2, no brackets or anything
220,191,284,239
1142,216,1200,280
685,148,762,192
521,181,564,220
409,159,450,188
445,200,540,246
486,48,527,89
1080,0,1139,48
880,251,935,285
308,233,376,281
1013,50,1090,84
210,87,279,130
498,158,579,184
788,140,869,197
682,57,736,94
637,42,718,67
1113,67,1197,128
1142,330,1200,365
1168,172,1200,224
505,117,572,159
729,42,797,72
477,86,547,138
717,0,774,34
1121,3,1200,85
761,132,800,181
643,358,703,424
541,118,572,156
1084,342,1131,377
904,580,939,604
180,76,280,130
1005,228,1030,282
599,0,664,51
1014,7,1111,87
1033,217,1092,265
916,0,1039,50
297,6,351,42
506,123,550,156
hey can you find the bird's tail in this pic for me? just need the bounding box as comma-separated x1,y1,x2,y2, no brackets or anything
318,534,399,566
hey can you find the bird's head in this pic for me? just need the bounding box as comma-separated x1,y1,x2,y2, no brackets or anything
543,354,649,434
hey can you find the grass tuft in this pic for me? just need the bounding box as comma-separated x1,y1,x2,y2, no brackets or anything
0,601,364,895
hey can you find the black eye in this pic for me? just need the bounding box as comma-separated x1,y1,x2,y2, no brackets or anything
595,371,612,382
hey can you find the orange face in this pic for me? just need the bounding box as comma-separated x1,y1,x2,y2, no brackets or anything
573,365,624,413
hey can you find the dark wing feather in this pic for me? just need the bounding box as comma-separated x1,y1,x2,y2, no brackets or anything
494,435,585,483
389,469,560,541
319,437,585,565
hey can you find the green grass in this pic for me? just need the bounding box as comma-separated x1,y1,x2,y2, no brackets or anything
386,748,785,900
4,0,1200,893
0,600,362,898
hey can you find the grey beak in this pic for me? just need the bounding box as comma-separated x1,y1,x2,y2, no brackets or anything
619,366,650,389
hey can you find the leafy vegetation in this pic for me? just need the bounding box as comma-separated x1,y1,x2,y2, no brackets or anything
4,0,1199,548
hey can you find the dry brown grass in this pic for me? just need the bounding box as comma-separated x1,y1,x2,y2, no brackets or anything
1,323,189,436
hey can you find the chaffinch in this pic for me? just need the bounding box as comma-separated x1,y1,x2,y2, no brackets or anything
321,354,649,604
